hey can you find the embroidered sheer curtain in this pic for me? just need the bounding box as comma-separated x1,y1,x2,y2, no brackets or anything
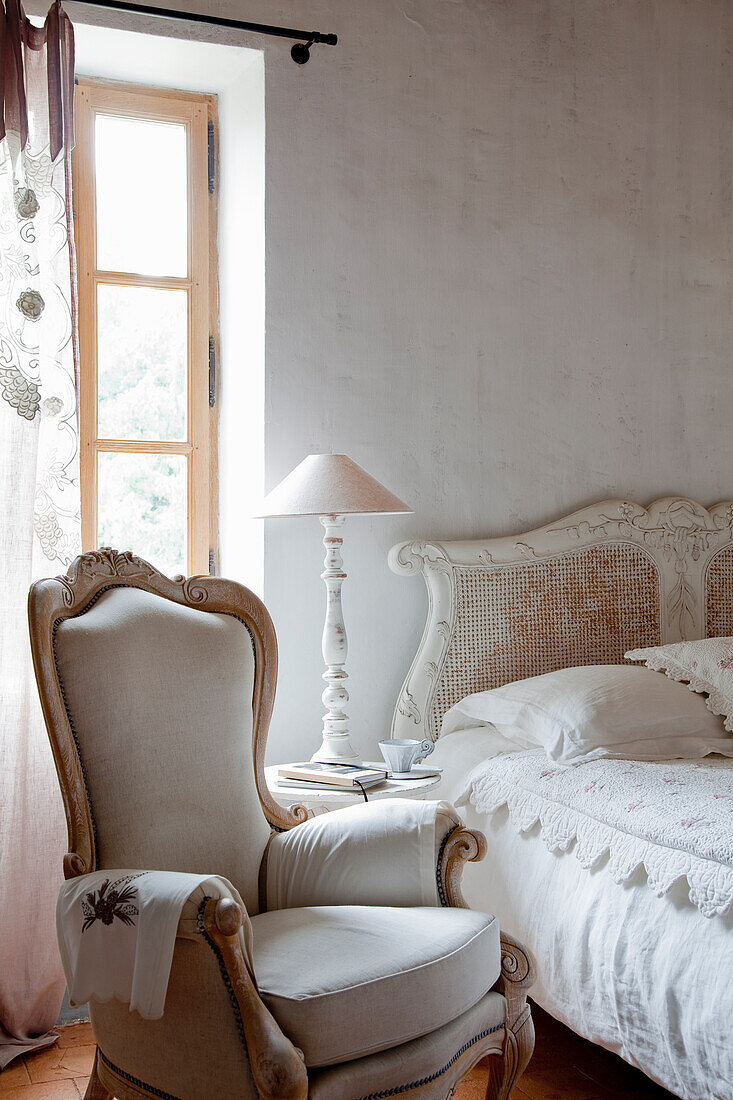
0,0,78,1067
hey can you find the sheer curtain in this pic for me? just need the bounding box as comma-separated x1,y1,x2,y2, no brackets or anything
0,0,79,1067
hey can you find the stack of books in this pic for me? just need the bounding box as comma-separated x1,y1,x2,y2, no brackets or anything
277,761,388,791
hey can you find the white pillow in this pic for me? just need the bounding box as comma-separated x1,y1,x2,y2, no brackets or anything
428,724,533,804
440,664,733,766
626,637,733,732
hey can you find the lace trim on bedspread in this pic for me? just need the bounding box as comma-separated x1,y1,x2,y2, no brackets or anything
469,751,733,918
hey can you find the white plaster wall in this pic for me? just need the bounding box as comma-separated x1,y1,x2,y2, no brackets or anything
258,0,733,764
63,1,733,764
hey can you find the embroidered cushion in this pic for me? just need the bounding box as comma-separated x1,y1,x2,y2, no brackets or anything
626,637,733,733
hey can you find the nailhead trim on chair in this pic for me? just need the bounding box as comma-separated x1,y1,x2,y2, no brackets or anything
102,903,503,1100
354,1023,504,1100
99,1024,504,1100
196,896,250,1059
98,1049,182,1100
435,825,460,907
88,900,252,1100
52,582,124,854
51,585,260,862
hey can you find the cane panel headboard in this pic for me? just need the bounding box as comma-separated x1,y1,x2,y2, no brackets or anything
388,498,733,743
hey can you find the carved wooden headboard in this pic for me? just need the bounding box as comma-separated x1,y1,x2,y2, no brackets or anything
388,498,733,743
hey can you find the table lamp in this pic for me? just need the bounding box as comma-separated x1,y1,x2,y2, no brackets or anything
259,453,412,763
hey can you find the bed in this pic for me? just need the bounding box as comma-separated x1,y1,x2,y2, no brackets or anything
388,497,733,1100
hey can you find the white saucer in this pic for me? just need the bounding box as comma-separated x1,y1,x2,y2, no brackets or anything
388,766,442,780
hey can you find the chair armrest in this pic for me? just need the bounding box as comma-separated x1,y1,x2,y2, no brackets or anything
434,843,537,1093
436,823,488,906
262,798,486,910
198,897,307,1100
496,931,536,1031
59,871,307,1100
494,931,537,1091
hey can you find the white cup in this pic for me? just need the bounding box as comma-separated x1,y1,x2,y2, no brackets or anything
378,738,434,775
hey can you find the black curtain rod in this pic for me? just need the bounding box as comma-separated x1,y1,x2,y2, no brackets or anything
67,0,338,62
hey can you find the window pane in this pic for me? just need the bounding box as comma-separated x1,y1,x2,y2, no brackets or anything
95,114,188,277
98,452,187,576
97,285,187,442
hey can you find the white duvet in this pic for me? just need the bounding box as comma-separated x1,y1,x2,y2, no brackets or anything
429,727,733,1100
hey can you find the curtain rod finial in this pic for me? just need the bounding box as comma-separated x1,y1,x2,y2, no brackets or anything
291,41,311,64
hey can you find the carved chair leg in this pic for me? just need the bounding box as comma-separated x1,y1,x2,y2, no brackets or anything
85,1049,113,1100
494,934,536,1099
483,1051,505,1099
437,828,536,1098
495,1007,535,1100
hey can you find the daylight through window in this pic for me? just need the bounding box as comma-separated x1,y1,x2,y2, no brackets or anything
73,80,217,576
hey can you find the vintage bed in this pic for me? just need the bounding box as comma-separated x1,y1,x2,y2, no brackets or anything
389,497,733,1100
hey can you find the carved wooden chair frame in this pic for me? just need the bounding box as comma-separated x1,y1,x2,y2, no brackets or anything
28,548,535,1100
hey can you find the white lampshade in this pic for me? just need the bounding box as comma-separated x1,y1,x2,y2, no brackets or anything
258,454,412,518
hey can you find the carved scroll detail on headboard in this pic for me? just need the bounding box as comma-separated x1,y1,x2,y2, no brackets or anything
388,498,733,743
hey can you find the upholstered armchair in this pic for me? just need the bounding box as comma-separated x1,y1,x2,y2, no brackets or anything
28,550,535,1100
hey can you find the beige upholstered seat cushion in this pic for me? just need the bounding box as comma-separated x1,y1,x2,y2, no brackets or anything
251,905,501,1067
54,587,271,914
308,987,506,1100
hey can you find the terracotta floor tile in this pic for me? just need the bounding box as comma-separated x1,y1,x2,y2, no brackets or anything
55,1051,94,1079
454,1067,490,1099
20,1046,68,1085
24,1045,95,1086
0,1060,31,1093
519,1066,617,1100
55,1026,93,1050
573,1059,673,1097
0,1083,78,1100
578,1072,673,1100
454,1066,535,1099
11,1006,677,1099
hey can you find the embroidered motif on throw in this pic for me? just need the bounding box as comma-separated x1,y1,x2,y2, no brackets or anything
81,874,146,933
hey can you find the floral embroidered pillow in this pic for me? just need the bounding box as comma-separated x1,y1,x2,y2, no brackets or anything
626,637,733,733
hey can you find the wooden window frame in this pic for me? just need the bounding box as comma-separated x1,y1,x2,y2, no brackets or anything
73,78,218,577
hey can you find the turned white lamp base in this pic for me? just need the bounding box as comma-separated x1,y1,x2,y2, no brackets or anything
257,454,412,767
310,514,361,765
311,736,361,764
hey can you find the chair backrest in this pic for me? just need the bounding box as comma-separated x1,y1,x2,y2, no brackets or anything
29,549,305,914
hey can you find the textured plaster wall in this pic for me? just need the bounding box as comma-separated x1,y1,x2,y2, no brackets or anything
258,0,733,764
64,1,733,764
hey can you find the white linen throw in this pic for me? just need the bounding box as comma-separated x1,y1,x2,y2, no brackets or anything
57,870,253,1018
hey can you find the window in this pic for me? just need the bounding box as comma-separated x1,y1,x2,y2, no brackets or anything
73,80,217,576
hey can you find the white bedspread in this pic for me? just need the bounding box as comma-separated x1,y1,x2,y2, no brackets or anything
427,730,733,1099
459,802,733,1100
469,751,733,917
